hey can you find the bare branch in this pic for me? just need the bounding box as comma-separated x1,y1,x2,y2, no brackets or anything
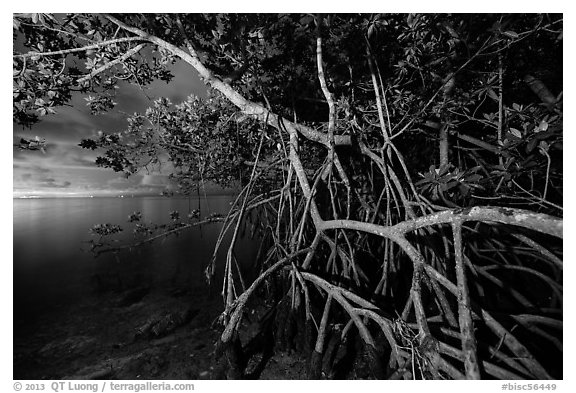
220,247,312,342
104,14,352,150
14,37,144,59
319,206,562,248
365,41,391,143
315,15,337,150
77,43,146,84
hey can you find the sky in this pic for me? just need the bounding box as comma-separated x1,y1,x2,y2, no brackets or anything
13,51,208,198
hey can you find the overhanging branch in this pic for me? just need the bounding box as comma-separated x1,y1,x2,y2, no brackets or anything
14,36,144,59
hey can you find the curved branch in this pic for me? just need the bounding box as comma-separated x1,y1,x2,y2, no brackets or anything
301,272,376,347
220,247,312,342
102,16,563,249
104,14,351,149
301,272,386,378
354,308,401,368
321,206,562,240
14,36,144,59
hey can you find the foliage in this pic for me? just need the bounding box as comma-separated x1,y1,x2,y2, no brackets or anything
14,13,563,380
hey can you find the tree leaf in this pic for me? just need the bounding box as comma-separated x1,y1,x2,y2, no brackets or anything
537,119,549,132
487,88,499,101
510,128,522,138
503,30,519,39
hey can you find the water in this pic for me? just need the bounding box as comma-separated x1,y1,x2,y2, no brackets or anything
13,195,259,326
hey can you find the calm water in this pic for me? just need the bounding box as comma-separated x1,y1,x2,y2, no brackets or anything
13,195,259,325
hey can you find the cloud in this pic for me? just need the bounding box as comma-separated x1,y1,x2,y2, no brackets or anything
37,177,71,188
12,54,209,197
13,164,53,182
69,156,99,168
106,175,136,188
140,173,171,187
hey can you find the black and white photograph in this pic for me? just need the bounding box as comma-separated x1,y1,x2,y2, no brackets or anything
10,8,565,384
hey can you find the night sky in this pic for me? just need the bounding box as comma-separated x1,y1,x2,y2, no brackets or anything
13,57,207,198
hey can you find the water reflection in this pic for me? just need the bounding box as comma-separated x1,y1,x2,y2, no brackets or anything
13,196,258,325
